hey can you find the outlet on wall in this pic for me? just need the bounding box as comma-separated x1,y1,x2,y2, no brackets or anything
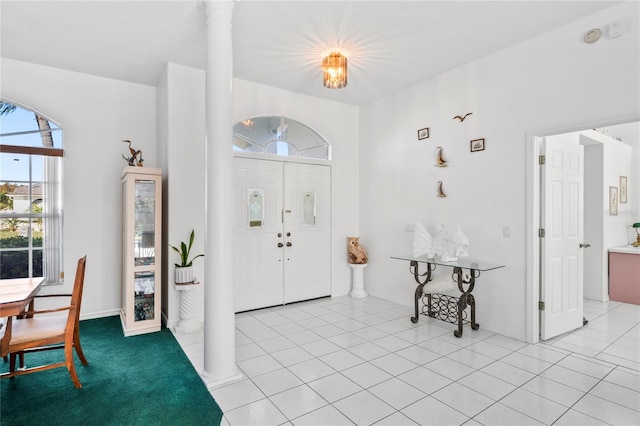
503,226,511,238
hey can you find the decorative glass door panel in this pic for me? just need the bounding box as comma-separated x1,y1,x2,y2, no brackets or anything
134,271,155,321
134,180,156,266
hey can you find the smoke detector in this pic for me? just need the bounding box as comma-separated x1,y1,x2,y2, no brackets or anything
584,28,602,44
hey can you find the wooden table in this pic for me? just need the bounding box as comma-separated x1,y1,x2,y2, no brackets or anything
1,277,45,357
0,277,45,317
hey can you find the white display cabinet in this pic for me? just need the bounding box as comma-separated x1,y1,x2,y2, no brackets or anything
120,166,162,336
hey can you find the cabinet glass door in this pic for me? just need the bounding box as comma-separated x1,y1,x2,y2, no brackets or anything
134,271,155,322
134,180,155,266
134,179,155,323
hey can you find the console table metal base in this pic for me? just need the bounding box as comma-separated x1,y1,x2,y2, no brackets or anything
392,255,504,339
411,292,478,337
406,260,479,338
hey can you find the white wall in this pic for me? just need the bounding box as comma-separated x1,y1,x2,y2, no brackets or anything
358,2,640,340
158,70,360,328
157,63,206,327
583,137,605,301
1,58,157,318
602,135,633,244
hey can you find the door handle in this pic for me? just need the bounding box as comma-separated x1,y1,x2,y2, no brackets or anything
277,242,284,248
579,243,591,248
286,242,292,247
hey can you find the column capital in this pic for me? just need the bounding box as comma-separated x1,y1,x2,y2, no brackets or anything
201,0,234,25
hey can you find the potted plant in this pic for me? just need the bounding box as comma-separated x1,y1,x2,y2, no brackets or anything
170,229,204,284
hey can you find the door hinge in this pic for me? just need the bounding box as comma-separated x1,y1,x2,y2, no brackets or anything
539,228,545,238
539,155,545,165
538,301,545,311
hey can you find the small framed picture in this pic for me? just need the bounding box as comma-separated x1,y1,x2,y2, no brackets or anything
620,176,627,204
417,127,429,140
470,138,485,152
609,186,618,215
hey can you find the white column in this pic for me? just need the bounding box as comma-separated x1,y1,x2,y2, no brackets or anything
201,0,242,388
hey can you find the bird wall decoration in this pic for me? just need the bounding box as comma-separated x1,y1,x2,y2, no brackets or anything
453,113,473,122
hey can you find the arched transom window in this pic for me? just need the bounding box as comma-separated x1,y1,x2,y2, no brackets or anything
233,116,330,161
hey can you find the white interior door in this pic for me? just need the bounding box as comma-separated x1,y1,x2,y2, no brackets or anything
233,158,331,312
283,162,331,303
540,136,584,340
233,158,284,312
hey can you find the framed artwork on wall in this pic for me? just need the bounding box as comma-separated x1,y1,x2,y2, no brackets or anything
620,176,627,204
609,186,618,215
470,138,485,152
417,127,429,140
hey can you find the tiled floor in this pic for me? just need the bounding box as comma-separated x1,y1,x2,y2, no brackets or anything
174,297,640,425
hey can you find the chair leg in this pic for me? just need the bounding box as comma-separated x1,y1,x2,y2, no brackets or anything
65,344,82,389
73,328,88,366
9,353,16,372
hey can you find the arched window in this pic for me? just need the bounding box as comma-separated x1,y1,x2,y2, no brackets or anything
0,101,63,283
233,116,330,161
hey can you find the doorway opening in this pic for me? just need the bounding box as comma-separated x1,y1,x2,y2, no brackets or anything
526,118,640,343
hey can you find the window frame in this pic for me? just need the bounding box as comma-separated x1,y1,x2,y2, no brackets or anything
0,106,64,284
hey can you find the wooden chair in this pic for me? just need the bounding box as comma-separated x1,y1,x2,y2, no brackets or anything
1,256,88,388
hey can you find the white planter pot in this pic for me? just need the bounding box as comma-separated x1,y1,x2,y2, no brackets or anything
175,266,194,284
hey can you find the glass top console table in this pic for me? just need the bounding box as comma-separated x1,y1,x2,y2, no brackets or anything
391,255,505,337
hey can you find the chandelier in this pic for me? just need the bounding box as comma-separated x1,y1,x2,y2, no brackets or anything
322,52,347,89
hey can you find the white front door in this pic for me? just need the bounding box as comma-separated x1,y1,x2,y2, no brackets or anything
233,158,284,311
283,162,331,303
540,136,584,340
233,158,331,312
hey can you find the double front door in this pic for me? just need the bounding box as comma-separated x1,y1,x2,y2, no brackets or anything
233,158,331,312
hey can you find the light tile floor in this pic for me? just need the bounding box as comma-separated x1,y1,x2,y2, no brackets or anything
174,297,640,425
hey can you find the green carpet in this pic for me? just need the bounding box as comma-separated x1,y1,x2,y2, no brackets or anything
1,316,223,425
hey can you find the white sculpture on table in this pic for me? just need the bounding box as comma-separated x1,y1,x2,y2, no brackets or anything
451,224,470,258
432,224,470,262
413,222,435,258
412,223,472,293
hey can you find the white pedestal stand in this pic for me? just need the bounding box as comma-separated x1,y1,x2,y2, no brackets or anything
174,282,202,334
349,263,368,298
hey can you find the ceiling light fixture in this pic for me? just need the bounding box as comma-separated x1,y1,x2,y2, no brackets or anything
322,51,347,89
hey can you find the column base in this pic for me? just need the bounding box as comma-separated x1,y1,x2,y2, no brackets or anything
349,263,368,298
174,320,202,334
200,366,244,389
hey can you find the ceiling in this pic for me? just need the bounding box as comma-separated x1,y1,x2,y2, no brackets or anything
0,1,622,106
